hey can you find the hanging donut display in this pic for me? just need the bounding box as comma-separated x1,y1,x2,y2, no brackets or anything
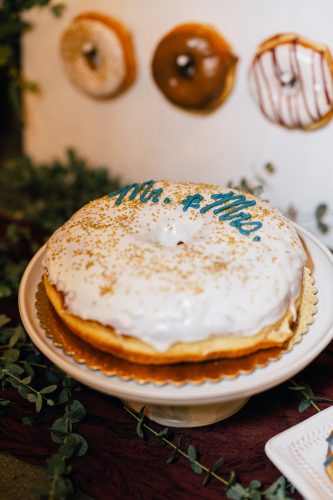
60,12,136,99
151,23,238,113
249,33,333,130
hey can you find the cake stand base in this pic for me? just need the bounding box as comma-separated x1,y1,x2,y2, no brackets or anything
122,397,249,427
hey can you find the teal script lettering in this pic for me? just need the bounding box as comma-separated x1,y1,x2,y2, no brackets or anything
108,181,163,205
108,181,262,238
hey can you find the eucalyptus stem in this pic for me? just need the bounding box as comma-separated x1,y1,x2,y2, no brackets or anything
19,361,48,368
2,369,48,402
49,474,58,500
289,378,321,413
124,405,229,487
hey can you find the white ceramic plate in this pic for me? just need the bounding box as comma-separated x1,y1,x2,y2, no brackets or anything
265,406,333,500
19,225,333,406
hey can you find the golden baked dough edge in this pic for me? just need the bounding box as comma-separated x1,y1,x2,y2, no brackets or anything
43,271,305,365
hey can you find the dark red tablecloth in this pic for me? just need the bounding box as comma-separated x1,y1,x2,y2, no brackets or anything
0,338,332,499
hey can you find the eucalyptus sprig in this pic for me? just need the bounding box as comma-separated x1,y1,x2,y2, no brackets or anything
124,405,296,499
37,398,88,499
288,378,333,413
28,366,87,499
315,203,330,234
0,315,57,412
0,149,120,232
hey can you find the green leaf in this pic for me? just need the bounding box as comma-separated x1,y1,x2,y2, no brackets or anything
264,162,275,174
227,471,236,486
0,45,13,66
0,399,10,406
136,406,145,440
312,396,333,404
155,427,168,438
20,375,32,384
187,444,197,461
22,360,34,377
40,384,57,394
47,398,54,406
35,393,43,413
5,363,24,376
0,315,11,328
0,20,27,40
250,479,262,489
298,399,311,412
59,438,77,460
318,221,329,234
287,386,307,391
187,445,202,474
315,203,328,220
47,365,64,383
22,417,35,426
51,3,65,17
27,393,37,403
191,462,203,475
51,417,67,444
8,328,21,347
211,457,225,473
68,433,88,457
300,383,314,398
2,348,20,363
66,399,86,423
264,476,294,500
58,388,70,403
202,457,225,486
0,284,12,298
225,482,247,500
17,384,31,399
55,477,74,497
166,435,184,464
47,454,67,477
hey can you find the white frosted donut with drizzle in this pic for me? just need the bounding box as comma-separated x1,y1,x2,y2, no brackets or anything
249,34,333,130
43,181,306,354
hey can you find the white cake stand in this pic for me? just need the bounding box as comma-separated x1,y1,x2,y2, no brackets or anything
19,225,333,427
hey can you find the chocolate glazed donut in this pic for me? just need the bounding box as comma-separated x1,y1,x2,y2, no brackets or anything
152,23,238,113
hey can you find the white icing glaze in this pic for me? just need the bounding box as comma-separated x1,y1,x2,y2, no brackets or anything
43,181,306,351
249,35,333,129
60,17,127,98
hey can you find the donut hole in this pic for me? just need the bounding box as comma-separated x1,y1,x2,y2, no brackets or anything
81,41,100,70
149,216,205,248
175,53,196,79
280,72,299,94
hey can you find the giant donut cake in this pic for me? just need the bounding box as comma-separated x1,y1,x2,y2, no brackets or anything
43,181,307,365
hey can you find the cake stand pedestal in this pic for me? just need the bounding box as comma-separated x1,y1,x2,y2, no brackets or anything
123,398,249,427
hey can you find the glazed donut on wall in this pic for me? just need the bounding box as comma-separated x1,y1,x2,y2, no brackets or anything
249,33,333,130
152,23,238,113
60,12,136,99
